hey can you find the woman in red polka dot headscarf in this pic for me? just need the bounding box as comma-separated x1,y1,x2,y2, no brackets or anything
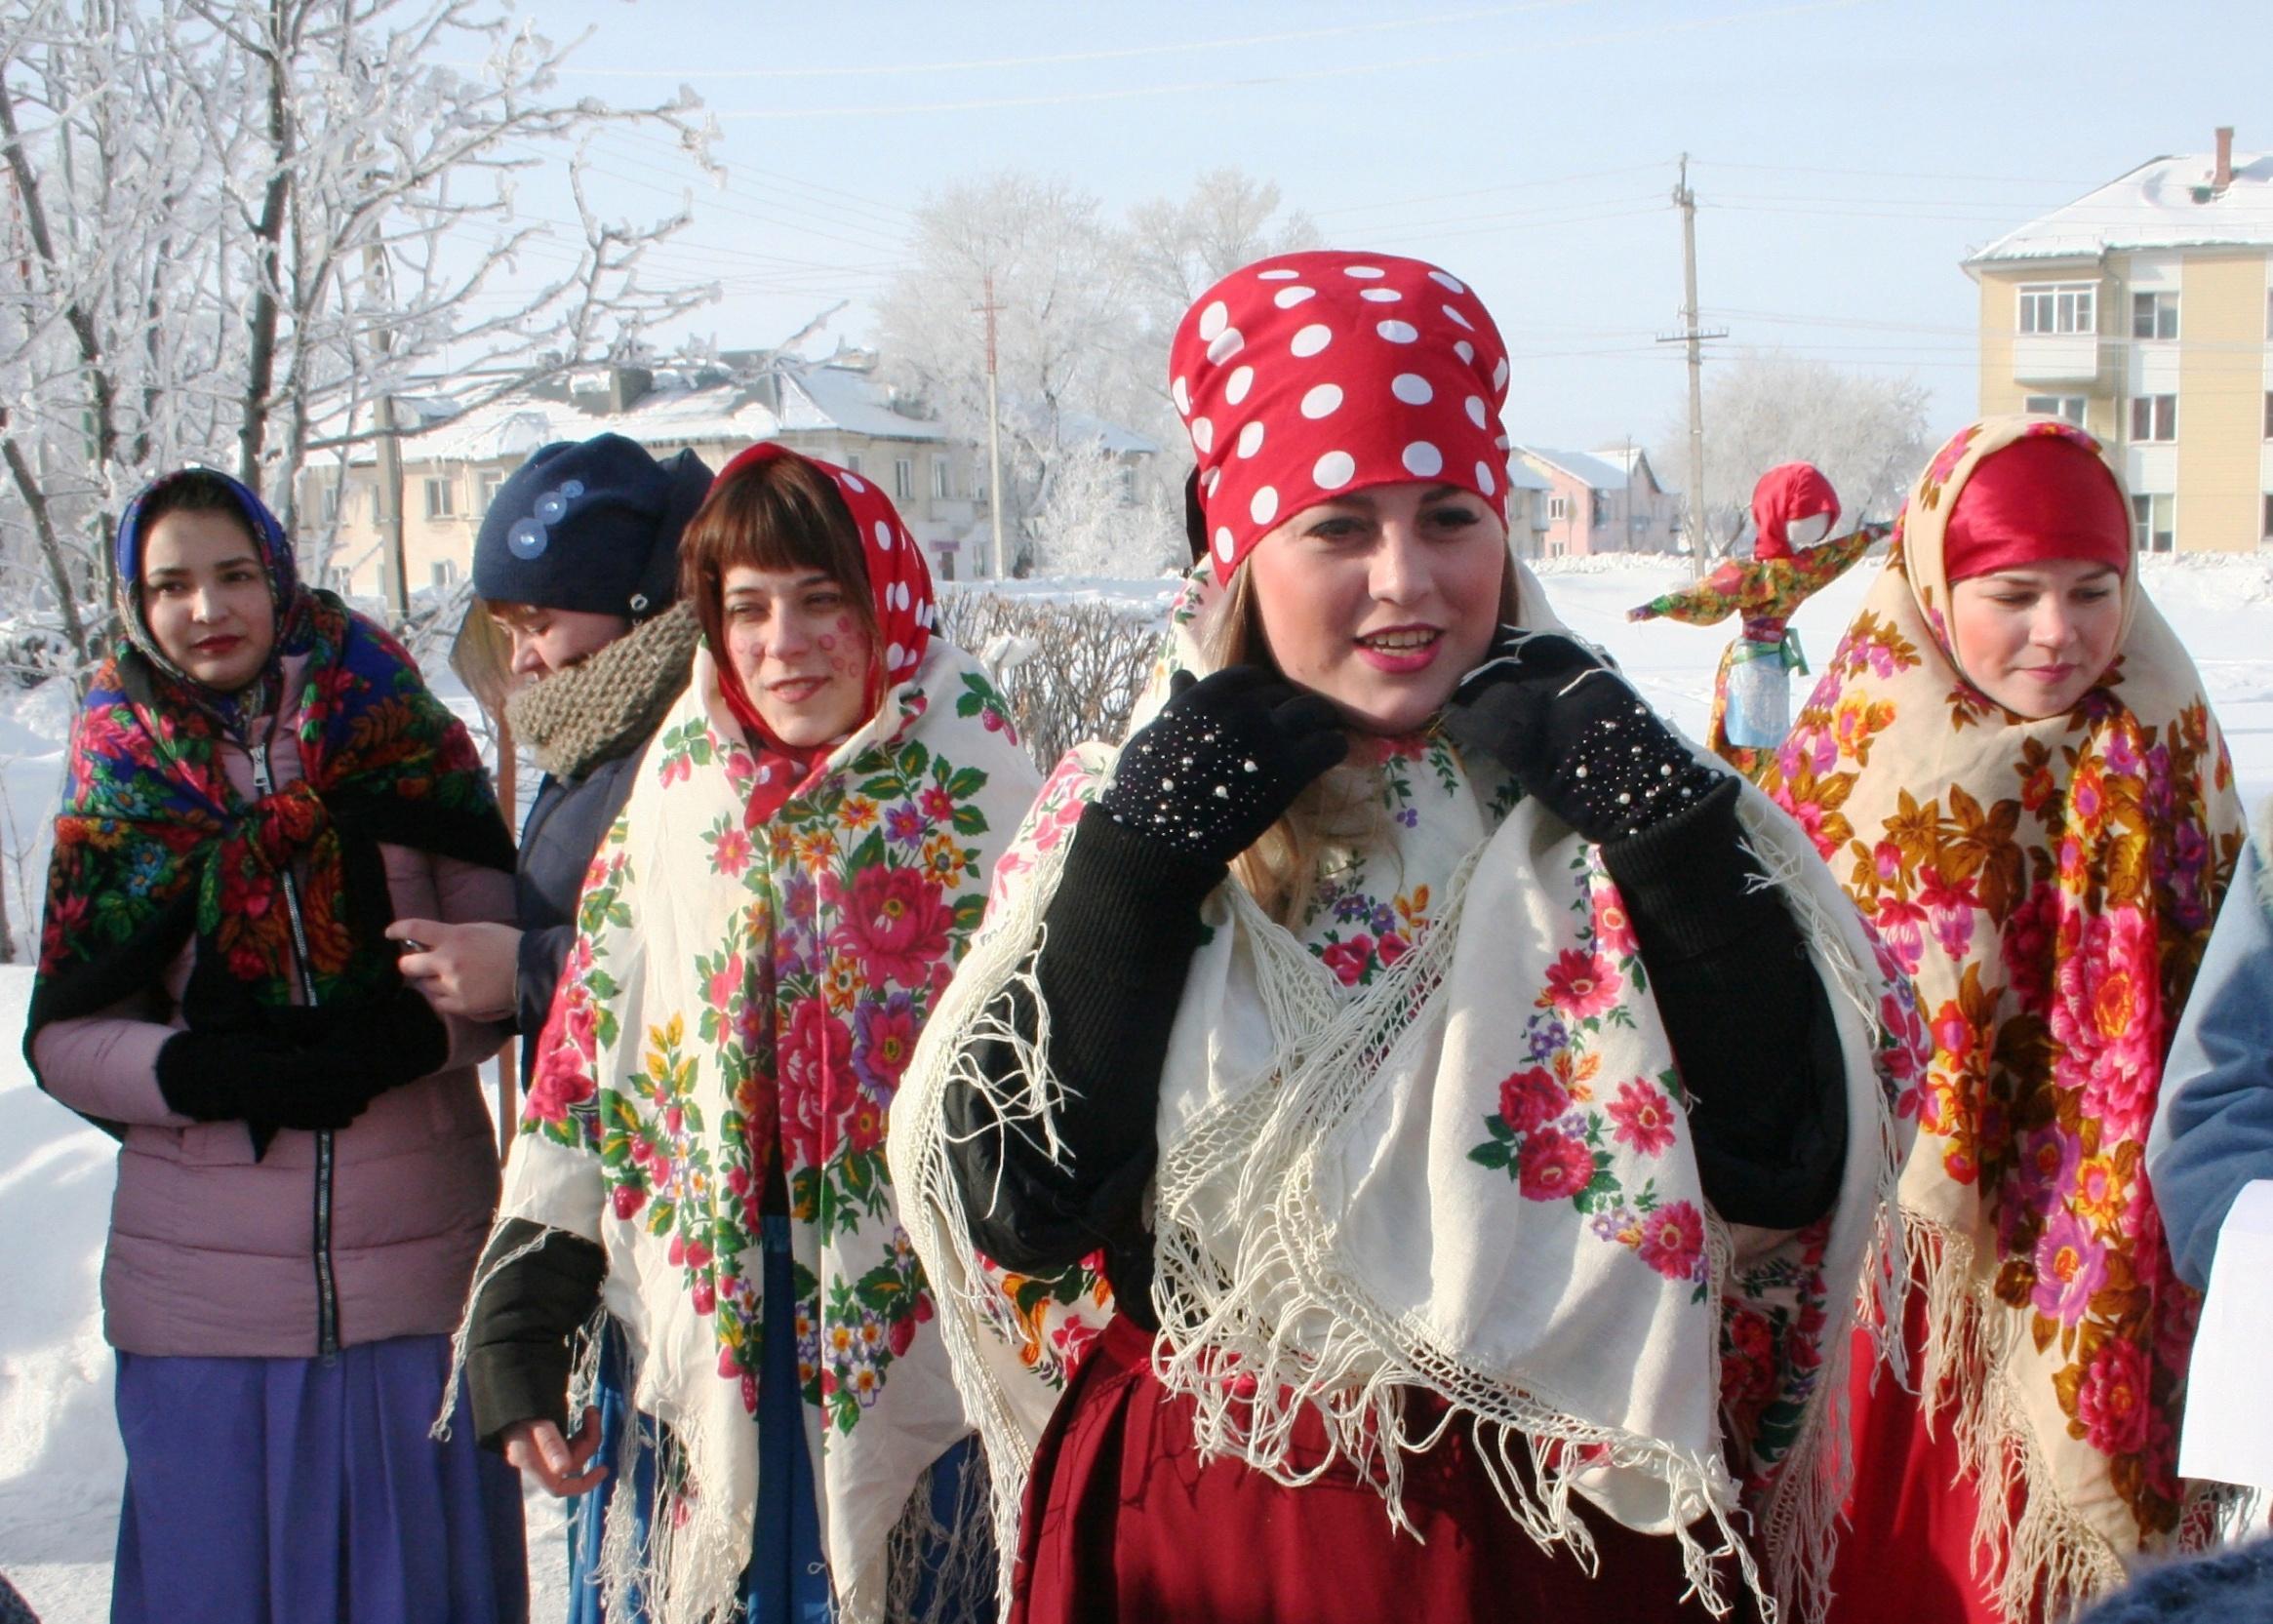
894,255,1917,1622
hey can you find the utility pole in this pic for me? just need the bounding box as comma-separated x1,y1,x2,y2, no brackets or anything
361,181,409,620
975,269,1007,580
1658,154,1727,576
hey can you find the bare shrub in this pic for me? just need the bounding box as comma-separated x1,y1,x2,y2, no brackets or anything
934,589,1166,770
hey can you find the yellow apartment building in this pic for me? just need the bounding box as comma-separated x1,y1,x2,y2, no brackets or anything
1966,128,2273,552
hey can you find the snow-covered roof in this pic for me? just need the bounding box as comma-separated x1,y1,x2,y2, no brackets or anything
1587,444,1663,492
1503,457,1551,493
1967,151,2273,266
330,359,951,466
1059,410,1159,457
1518,447,1628,491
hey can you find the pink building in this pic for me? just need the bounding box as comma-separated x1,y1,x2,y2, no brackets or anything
1512,445,1678,558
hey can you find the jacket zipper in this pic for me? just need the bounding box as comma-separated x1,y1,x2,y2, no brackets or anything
249,738,341,1364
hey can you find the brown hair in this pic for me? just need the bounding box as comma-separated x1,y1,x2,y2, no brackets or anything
678,452,879,670
1205,548,1523,923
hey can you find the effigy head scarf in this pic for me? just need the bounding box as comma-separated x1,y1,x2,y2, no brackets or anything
1750,463,1841,562
1169,250,1515,574
895,254,1926,1623
1757,415,2245,1614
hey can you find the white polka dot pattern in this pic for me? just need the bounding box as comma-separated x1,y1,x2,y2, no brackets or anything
1168,250,1516,570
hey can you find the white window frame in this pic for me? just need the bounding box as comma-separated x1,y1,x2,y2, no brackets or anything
2130,394,2177,443
476,469,504,515
845,453,862,476
423,474,457,520
2131,290,2179,341
2023,394,2088,426
430,558,459,589
2131,492,2175,553
932,457,952,500
894,457,915,501
1547,494,1571,521
2018,282,2096,336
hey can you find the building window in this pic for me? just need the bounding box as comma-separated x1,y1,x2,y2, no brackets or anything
430,559,459,589
894,458,915,501
1547,495,1570,521
2264,391,2272,441
2129,394,2176,443
845,453,861,476
477,469,504,515
423,475,456,520
932,457,952,500
2131,291,2179,341
317,483,339,524
2132,493,2174,554
2018,283,2095,335
2263,494,2273,545
937,548,956,583
2023,395,2088,426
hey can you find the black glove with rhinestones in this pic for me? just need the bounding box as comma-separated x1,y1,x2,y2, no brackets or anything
1097,666,1350,865
1442,628,1723,844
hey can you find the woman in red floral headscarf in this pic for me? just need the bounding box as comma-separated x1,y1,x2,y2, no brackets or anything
1760,416,2246,1623
457,445,1039,1623
891,253,1924,1623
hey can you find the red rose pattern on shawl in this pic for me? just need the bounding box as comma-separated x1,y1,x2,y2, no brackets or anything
523,674,1026,1433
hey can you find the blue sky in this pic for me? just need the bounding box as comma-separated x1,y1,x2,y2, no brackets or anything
521,0,2273,453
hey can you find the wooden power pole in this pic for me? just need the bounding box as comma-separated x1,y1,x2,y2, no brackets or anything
976,270,1007,580
1659,155,1727,575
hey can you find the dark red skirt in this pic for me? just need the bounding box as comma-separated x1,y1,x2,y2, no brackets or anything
1825,1277,2017,1624
1011,1314,1764,1624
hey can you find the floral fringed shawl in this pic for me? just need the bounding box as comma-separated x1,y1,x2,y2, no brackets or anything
496,639,1039,1624
895,555,1926,1623
1757,416,2245,1616
29,589,512,1107
1629,524,1884,776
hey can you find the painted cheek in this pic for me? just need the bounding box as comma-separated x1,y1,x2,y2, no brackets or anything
818,634,836,653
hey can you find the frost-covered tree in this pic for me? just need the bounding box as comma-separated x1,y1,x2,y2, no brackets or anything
0,0,715,668
1656,351,1934,559
878,167,1308,576
1025,439,1180,579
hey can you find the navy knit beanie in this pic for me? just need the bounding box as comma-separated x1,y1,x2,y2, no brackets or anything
472,434,711,621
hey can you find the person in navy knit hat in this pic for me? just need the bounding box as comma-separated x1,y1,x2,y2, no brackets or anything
2071,1543,2273,1623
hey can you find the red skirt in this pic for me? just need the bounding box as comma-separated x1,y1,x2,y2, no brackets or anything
1011,1314,1764,1624
1826,1275,2022,1624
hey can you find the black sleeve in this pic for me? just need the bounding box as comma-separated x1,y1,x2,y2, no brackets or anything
517,923,576,1041
463,1217,607,1451
942,806,1222,1293
1601,777,1850,1230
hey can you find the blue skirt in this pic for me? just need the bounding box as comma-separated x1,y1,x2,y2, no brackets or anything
112,1332,527,1624
562,1218,982,1623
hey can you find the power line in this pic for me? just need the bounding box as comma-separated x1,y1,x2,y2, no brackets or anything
700,0,1870,121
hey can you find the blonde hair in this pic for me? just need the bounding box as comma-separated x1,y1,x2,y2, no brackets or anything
1201,553,1521,924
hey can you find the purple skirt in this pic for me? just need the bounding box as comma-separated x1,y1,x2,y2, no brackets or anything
112,1332,526,1624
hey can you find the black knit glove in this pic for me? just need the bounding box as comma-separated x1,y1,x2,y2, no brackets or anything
1098,666,1349,865
1443,629,1722,844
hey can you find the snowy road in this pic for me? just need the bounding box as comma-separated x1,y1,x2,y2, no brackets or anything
4,552,2268,1619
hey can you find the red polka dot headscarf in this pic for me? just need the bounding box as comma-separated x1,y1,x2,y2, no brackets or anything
710,440,936,689
1169,251,1514,573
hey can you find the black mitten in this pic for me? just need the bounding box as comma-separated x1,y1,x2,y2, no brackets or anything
1442,629,1723,844
262,985,452,1096
1097,666,1350,865
156,1027,375,1135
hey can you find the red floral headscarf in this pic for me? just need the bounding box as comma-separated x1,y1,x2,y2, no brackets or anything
1168,251,1514,573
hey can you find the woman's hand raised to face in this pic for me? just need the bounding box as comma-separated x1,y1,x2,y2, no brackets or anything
1442,629,1724,845
386,918,522,1020
1097,666,1349,867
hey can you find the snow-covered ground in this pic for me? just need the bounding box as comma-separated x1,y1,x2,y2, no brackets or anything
3,552,2270,1618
